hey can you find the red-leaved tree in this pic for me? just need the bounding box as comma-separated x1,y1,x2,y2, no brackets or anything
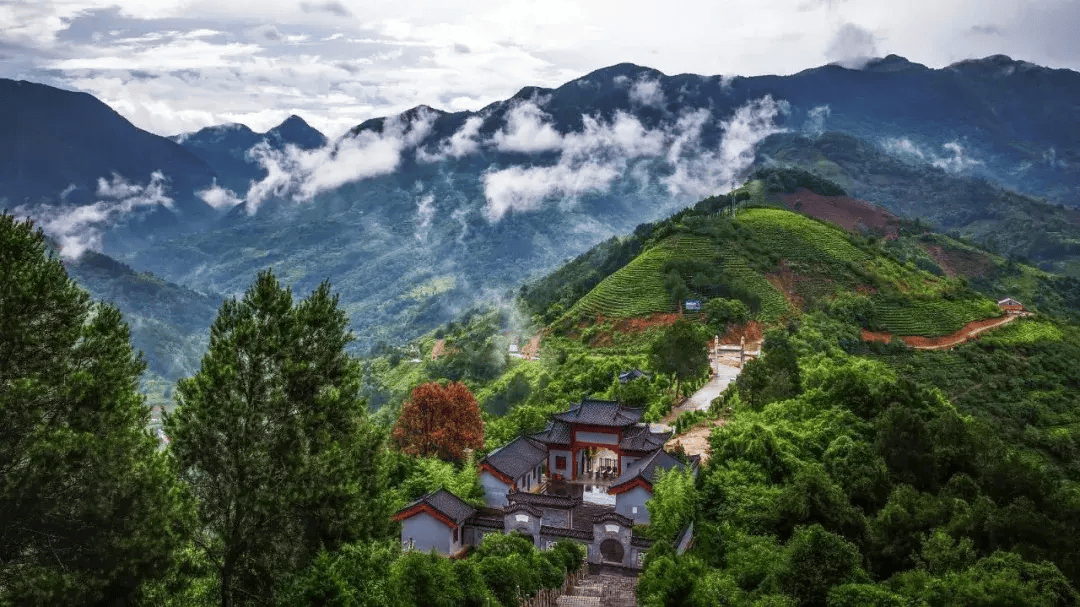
392,381,484,460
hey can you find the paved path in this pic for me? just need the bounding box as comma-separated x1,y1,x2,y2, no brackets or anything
662,361,741,423
556,572,637,607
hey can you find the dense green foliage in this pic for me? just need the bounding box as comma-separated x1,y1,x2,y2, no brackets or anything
749,166,849,197
0,215,185,605
281,534,586,607
650,319,711,405
166,271,393,606
639,311,1080,606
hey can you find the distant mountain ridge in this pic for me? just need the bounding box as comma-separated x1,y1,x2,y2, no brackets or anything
170,115,327,195
4,53,1078,356
0,79,219,237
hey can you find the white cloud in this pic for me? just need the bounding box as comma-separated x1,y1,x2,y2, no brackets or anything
1044,147,1067,169
883,137,983,173
883,137,926,159
825,22,879,69
17,171,174,259
482,108,668,220
482,162,619,220
663,96,790,199
804,105,830,135
492,101,564,153
417,115,484,162
629,76,664,108
244,108,437,211
562,111,667,159
415,193,435,241
932,141,982,173
482,96,788,220
197,181,243,209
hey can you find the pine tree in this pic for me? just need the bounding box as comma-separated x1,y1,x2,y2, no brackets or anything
166,271,391,607
391,381,485,461
0,214,183,604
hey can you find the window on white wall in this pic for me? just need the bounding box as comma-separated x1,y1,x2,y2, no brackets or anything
631,506,638,514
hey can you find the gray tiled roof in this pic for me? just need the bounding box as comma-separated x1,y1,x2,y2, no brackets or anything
595,511,634,527
619,425,672,452
504,502,543,518
572,503,616,534
507,491,581,509
399,488,476,524
530,420,572,445
552,399,644,427
541,525,594,540
468,510,505,528
611,449,686,489
481,435,547,481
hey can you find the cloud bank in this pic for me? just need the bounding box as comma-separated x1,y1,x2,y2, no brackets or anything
480,96,789,220
883,137,984,173
17,172,174,258
244,108,437,211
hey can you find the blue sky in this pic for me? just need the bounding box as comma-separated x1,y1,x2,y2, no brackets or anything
2,0,1077,137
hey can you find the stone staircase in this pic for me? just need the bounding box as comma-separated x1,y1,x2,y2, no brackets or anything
555,572,637,607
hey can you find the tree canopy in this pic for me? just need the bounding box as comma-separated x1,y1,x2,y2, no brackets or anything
392,381,485,461
166,270,391,606
0,214,183,604
649,319,710,404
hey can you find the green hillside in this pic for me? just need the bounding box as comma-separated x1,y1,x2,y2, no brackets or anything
546,198,1001,338
562,233,716,319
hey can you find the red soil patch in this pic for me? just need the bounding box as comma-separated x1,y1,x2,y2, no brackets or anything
777,188,901,239
861,329,894,344
861,315,1016,350
431,339,446,360
666,419,725,465
715,320,765,346
613,313,682,333
765,259,810,310
521,334,541,360
920,244,994,279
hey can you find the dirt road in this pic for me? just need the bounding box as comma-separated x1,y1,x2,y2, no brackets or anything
862,314,1017,350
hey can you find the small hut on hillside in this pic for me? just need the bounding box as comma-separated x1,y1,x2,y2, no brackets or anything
997,297,1027,315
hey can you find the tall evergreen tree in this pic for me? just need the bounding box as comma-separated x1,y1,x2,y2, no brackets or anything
0,214,183,604
166,271,391,607
649,319,710,404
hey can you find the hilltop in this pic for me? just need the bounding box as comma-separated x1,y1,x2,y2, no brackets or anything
365,169,1079,447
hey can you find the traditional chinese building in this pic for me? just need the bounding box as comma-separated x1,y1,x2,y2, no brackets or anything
392,398,697,569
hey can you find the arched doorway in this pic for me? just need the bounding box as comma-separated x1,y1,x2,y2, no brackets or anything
599,538,624,563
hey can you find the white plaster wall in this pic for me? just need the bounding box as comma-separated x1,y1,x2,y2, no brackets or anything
481,470,510,507
401,511,452,555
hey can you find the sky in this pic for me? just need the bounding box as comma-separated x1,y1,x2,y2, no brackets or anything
2,0,1078,138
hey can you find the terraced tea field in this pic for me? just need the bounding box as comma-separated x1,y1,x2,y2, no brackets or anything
562,234,716,320
872,297,1001,337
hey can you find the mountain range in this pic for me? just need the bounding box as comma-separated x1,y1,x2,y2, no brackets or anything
2,53,1078,399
